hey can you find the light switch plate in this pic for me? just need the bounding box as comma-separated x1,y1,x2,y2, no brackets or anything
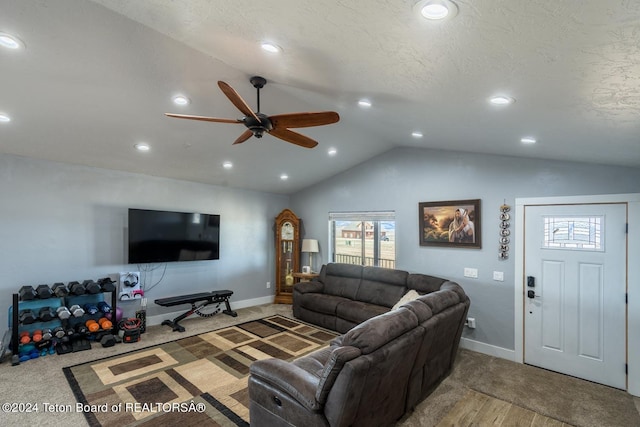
493,271,504,281
464,268,478,278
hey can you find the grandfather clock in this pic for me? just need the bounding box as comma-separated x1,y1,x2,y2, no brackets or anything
274,209,300,304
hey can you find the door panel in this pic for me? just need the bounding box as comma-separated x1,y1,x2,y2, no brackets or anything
524,203,626,389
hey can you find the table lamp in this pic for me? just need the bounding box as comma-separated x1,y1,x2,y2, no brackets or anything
301,239,319,273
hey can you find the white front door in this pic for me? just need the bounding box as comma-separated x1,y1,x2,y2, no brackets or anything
524,203,627,389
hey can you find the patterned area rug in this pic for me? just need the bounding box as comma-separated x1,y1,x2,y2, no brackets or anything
63,315,338,426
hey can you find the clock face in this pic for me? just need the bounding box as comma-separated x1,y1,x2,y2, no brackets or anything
281,221,294,240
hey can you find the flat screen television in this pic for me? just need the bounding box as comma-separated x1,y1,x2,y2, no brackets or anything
128,208,220,264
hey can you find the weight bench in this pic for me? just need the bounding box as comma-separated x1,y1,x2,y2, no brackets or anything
154,290,237,332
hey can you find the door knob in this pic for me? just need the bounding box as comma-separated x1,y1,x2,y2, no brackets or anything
527,290,536,299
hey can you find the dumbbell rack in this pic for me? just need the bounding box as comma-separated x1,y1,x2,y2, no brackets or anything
10,284,118,364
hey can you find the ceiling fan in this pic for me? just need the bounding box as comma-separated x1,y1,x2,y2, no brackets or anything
165,76,340,148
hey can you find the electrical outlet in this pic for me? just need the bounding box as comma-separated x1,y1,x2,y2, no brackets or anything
493,271,504,281
266,281,271,289
467,317,476,329
463,268,478,279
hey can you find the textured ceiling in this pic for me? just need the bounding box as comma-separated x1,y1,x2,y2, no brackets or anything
1,0,639,194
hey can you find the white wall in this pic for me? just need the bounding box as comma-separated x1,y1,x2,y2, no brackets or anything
0,154,288,322
290,147,640,351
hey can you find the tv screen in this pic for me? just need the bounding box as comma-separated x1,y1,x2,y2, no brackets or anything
128,208,220,264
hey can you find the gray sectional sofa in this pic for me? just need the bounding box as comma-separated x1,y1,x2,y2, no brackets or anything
248,263,470,426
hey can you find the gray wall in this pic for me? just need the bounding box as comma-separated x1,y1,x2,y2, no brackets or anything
0,154,288,321
290,147,640,350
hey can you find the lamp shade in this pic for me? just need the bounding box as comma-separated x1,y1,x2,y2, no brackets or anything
301,239,319,253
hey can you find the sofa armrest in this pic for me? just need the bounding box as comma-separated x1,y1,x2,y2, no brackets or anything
250,358,323,411
294,280,324,294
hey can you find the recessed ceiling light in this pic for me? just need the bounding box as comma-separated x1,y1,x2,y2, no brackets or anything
489,95,515,105
222,161,233,169
134,142,150,152
0,32,24,50
328,148,337,156
412,131,423,138
172,95,190,105
261,42,282,53
521,137,537,144
0,113,10,122
358,99,372,108
280,174,289,181
414,0,458,20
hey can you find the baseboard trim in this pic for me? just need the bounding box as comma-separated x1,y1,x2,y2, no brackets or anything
460,337,516,362
146,295,275,327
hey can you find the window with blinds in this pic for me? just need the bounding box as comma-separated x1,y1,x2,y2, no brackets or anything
329,211,396,268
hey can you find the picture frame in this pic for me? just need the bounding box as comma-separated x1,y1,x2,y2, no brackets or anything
419,199,481,248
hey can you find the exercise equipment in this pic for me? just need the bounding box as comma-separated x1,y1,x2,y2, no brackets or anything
97,301,111,313
100,334,116,347
98,277,116,293
31,330,42,342
119,318,142,343
52,326,65,339
69,304,85,317
83,279,101,294
84,303,98,315
56,306,71,320
52,282,69,297
69,281,85,295
105,306,123,323
41,328,52,340
75,323,88,334
20,331,31,344
19,309,36,324
36,284,53,299
85,319,100,333
38,306,55,322
98,318,112,330
154,290,237,332
19,286,36,301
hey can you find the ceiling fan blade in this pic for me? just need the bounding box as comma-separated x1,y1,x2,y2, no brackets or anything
217,81,260,122
165,113,242,124
269,128,318,149
233,130,253,145
270,111,340,129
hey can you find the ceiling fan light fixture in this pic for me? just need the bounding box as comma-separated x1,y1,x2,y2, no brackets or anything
172,95,190,105
0,113,11,122
0,32,24,50
134,142,150,152
414,0,458,20
489,95,515,105
261,42,281,53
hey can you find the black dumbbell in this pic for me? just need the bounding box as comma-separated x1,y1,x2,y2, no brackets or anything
98,277,116,293
69,304,85,317
52,326,65,339
100,334,116,348
75,323,88,334
19,286,36,301
69,281,85,295
83,280,101,294
35,284,53,299
41,328,53,340
19,309,36,324
38,307,55,322
52,283,69,297
56,306,71,320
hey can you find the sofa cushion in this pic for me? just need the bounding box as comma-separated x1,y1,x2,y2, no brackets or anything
298,293,350,315
315,346,362,404
401,299,433,322
407,273,447,294
323,263,363,299
336,300,389,324
341,307,418,354
417,289,460,315
392,289,421,310
355,266,408,308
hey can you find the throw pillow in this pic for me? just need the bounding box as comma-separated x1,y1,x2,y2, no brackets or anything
392,289,421,310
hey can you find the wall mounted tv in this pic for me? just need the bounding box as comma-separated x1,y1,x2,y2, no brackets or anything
128,208,220,264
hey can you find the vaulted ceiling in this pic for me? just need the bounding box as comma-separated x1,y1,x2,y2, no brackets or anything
2,0,639,193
